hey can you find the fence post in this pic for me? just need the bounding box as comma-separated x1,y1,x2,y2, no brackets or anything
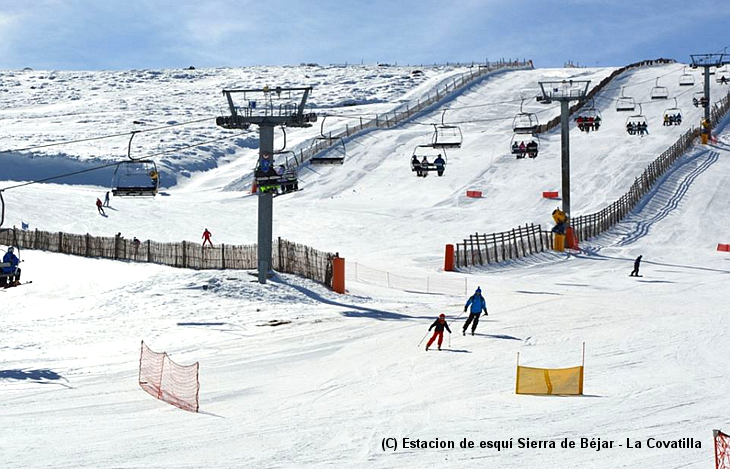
444,244,455,271
182,241,187,268
58,231,63,253
147,240,152,263
85,233,90,258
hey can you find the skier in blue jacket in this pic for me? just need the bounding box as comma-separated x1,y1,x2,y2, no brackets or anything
2,247,21,287
462,286,488,335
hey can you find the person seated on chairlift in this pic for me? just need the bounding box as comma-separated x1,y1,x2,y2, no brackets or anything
593,116,601,130
721,76,729,85
663,114,670,126
576,116,585,131
433,154,445,177
519,141,526,153
511,142,519,154
639,122,648,135
411,154,422,177
674,113,682,125
526,141,538,158
421,156,429,177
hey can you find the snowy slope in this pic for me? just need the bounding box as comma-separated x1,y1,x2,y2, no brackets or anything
1,62,729,468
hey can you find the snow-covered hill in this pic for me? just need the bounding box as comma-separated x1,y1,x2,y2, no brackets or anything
1,61,729,468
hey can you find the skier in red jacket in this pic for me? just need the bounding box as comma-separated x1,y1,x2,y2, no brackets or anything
202,228,213,247
426,314,451,351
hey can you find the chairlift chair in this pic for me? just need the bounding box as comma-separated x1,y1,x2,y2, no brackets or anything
411,145,447,177
310,116,346,165
111,132,159,197
574,99,603,132
512,99,540,134
255,152,299,196
717,65,729,84
431,110,463,148
625,104,648,136
692,91,708,108
662,98,683,126
678,67,695,87
650,78,669,100
509,134,540,159
0,191,23,287
616,86,636,112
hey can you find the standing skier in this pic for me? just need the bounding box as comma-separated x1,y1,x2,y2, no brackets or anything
630,255,643,277
103,191,111,207
202,228,213,247
2,247,21,287
426,313,451,351
463,286,488,336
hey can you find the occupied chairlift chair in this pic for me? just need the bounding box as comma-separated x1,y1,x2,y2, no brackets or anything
256,126,300,196
310,116,346,165
509,134,540,159
716,65,729,84
693,91,709,108
626,104,649,136
111,132,160,197
574,99,602,132
512,99,540,134
616,86,636,112
678,67,695,87
431,110,463,148
411,145,447,176
650,78,669,100
662,98,683,126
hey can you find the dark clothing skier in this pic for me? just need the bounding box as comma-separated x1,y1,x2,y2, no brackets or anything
2,248,21,287
463,286,488,335
426,314,451,351
630,255,642,277
103,191,110,207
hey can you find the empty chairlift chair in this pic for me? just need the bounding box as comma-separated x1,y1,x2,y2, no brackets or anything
512,99,540,134
430,110,463,149
678,67,695,87
650,78,669,100
615,86,636,112
310,116,346,165
111,132,160,197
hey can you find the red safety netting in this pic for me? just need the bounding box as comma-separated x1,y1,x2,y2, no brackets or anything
139,341,199,412
715,430,730,469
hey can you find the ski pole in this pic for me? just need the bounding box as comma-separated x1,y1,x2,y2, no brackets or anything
417,330,430,347
448,332,451,348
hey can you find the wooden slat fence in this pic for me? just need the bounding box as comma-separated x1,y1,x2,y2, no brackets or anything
456,88,730,268
0,229,336,288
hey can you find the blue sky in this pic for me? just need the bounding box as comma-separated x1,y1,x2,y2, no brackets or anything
1,0,729,70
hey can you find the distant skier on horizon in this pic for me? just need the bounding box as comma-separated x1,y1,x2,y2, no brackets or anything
463,286,488,336
630,255,643,277
426,313,451,351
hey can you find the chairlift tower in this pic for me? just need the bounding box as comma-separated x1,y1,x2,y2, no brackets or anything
217,86,316,284
690,53,728,139
537,80,591,229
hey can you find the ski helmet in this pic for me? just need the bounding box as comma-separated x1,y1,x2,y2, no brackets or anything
439,313,446,318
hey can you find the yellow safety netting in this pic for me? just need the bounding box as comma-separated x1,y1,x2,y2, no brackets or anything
515,365,584,395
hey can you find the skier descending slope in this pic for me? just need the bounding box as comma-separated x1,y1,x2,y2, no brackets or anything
463,286,488,336
426,314,451,351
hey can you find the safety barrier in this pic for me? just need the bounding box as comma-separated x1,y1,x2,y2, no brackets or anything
346,261,469,296
139,341,199,412
718,244,730,252
466,190,483,198
542,191,559,199
515,345,585,395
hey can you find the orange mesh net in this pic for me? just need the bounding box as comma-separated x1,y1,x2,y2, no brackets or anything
139,341,199,412
515,365,584,395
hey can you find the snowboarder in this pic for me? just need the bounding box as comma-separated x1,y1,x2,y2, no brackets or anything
202,228,213,247
103,191,111,207
96,198,105,216
463,286,488,336
630,255,643,277
426,313,451,351
2,247,21,287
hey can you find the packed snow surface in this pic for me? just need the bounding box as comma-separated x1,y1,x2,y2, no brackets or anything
1,62,729,468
